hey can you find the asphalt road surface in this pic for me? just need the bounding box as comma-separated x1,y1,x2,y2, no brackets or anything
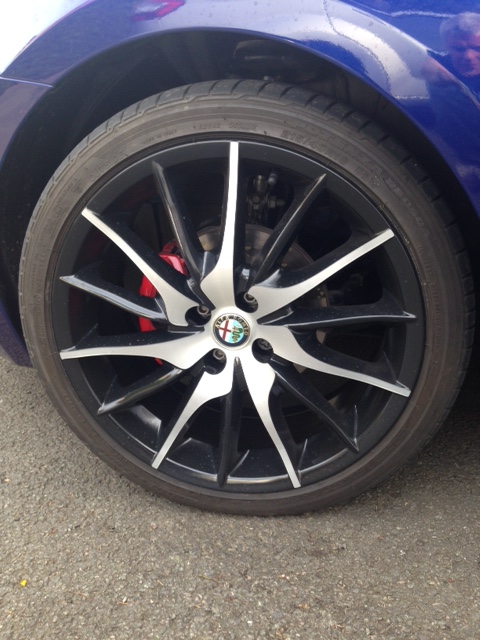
1,349,479,640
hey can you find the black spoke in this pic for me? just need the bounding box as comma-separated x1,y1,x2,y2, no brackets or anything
61,262,168,322
269,388,305,477
251,228,394,320
271,359,359,452
216,361,245,487
82,208,201,326
151,359,235,469
252,174,327,284
294,335,405,392
256,228,387,290
152,161,207,282
60,325,202,363
152,369,206,466
262,291,416,329
98,365,184,415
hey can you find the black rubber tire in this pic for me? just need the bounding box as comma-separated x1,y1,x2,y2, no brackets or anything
19,80,473,515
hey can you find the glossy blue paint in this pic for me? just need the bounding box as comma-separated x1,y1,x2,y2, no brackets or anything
0,1,479,363
0,78,51,163
2,2,480,197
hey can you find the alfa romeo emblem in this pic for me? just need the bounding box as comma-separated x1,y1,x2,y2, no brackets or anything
213,314,250,347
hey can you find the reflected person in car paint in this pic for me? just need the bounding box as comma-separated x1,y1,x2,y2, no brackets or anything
442,12,480,79
424,12,480,88
421,13,480,194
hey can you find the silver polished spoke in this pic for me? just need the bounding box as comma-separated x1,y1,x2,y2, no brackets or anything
263,291,415,330
151,359,235,469
241,351,301,488
259,325,410,396
200,142,239,307
251,229,394,319
82,208,197,326
61,268,167,322
60,329,214,371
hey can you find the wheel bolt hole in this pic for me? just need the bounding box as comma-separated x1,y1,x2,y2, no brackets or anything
254,339,273,362
205,349,227,374
238,292,258,312
257,339,271,351
187,304,211,325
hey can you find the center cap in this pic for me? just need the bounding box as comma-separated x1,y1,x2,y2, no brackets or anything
213,313,251,348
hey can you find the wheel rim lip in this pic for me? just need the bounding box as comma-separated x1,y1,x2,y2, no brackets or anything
51,135,426,494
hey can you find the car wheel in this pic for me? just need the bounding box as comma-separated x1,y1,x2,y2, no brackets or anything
19,80,473,515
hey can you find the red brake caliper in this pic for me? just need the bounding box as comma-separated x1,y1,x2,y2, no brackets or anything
138,241,189,363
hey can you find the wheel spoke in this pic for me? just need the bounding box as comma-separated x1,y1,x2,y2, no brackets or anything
216,360,245,487
152,161,207,283
241,351,301,488
263,291,416,329
200,142,243,307
260,325,410,396
60,327,213,370
251,228,394,319
61,263,168,322
98,365,184,415
252,174,327,284
270,358,359,452
82,208,199,326
268,390,305,475
151,359,235,469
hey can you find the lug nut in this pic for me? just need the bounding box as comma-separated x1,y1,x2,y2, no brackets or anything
257,339,272,351
213,349,226,361
244,293,257,305
197,305,211,317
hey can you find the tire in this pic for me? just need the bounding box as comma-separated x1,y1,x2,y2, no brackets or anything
19,80,473,515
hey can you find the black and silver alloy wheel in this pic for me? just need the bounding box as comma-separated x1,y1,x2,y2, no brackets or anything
20,81,471,514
